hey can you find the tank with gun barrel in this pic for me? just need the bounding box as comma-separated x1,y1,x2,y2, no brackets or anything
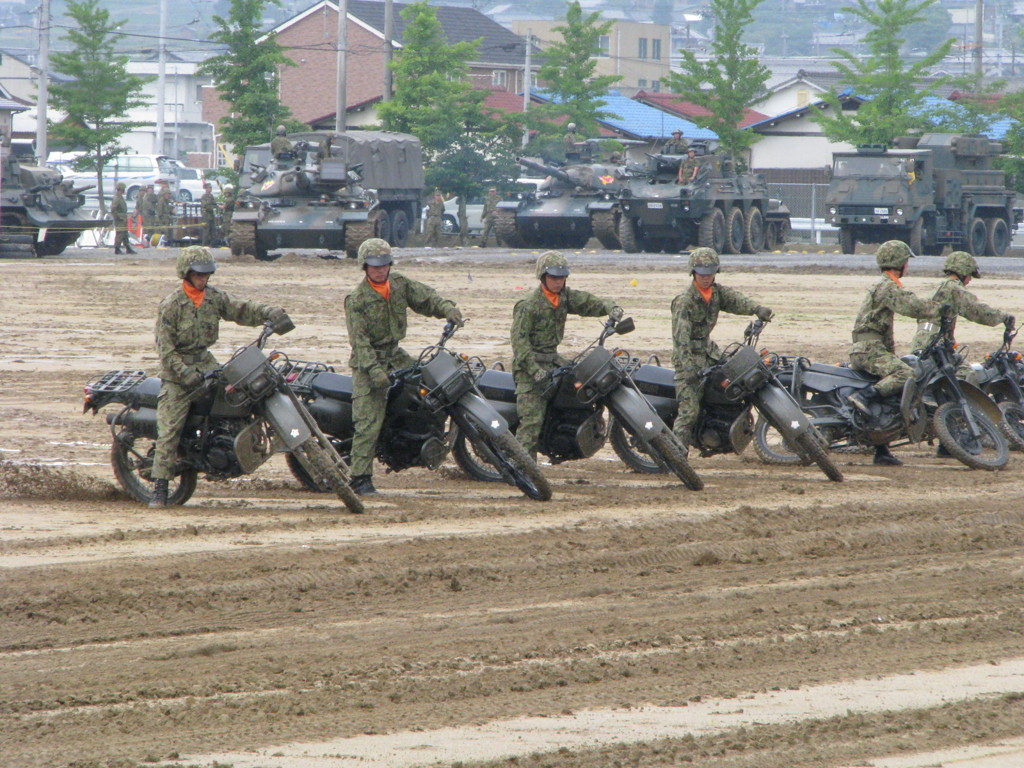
1,145,105,257
493,154,625,250
231,130,424,260
616,146,791,254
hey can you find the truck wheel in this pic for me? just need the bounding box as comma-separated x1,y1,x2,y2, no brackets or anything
985,218,1010,257
909,217,923,254
440,214,458,234
375,209,392,242
591,210,621,249
619,215,641,253
966,217,987,257
743,207,765,253
763,222,779,251
390,210,410,246
723,206,744,254
839,227,856,254
698,208,726,251
230,221,256,257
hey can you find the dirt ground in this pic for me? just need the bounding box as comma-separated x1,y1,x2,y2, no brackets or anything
1,249,1023,768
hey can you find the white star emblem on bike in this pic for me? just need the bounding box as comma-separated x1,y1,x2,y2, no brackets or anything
291,429,300,438
791,421,800,429
645,421,653,429
491,420,499,429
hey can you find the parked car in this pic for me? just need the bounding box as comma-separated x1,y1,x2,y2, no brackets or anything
62,154,178,201
172,165,206,201
441,196,485,235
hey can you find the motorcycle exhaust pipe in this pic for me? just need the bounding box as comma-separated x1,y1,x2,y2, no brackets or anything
106,406,158,439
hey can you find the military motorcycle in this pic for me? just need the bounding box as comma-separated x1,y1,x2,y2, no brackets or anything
752,313,1009,471
611,319,843,482
967,324,1024,451
284,321,552,501
452,317,704,491
84,317,365,513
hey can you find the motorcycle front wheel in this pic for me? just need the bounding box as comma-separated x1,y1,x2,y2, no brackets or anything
933,402,1008,471
111,430,197,506
454,424,551,501
647,432,703,491
751,417,801,465
608,417,665,474
451,429,503,483
997,401,1024,452
286,437,349,492
792,431,844,482
291,439,365,513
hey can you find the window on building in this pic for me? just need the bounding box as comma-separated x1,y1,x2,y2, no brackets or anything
597,35,610,57
797,89,810,107
638,38,648,60
638,78,648,88
652,80,661,93
492,69,507,87
195,84,204,103
652,39,662,60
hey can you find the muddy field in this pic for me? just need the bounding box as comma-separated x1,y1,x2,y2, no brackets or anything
1,248,1023,768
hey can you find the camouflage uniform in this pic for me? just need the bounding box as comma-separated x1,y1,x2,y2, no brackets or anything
200,187,217,246
152,247,278,481
221,190,235,241
511,251,618,455
671,249,765,447
456,197,469,246
479,190,499,246
111,185,132,254
678,154,700,183
344,239,460,479
563,127,581,160
155,188,174,240
141,186,159,232
270,135,292,157
424,193,444,246
850,243,939,397
134,186,149,227
663,134,688,154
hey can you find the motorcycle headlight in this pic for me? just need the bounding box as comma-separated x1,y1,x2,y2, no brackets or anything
828,206,837,215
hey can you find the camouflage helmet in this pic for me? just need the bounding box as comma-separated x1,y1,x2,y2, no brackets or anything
688,247,720,275
943,250,980,279
276,125,287,135
176,245,217,279
875,240,914,270
115,182,126,191
567,122,576,131
535,250,571,280
358,237,393,268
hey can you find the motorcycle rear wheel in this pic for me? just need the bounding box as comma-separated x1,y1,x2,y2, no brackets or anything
608,417,665,474
111,430,197,506
455,425,551,501
751,417,802,465
933,402,1008,471
997,401,1024,452
291,439,365,513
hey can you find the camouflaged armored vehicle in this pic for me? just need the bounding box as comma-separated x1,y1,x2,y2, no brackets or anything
827,133,1019,257
232,130,424,260
616,150,790,254
493,156,625,249
1,146,103,257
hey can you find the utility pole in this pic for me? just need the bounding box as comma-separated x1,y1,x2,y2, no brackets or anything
383,0,394,103
35,0,51,164
336,0,348,132
522,31,532,149
156,0,167,153
973,0,983,77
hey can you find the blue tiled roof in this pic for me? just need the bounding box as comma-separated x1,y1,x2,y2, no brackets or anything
918,95,1016,140
532,90,718,141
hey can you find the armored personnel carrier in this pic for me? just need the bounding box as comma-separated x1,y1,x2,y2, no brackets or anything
1,146,103,257
232,130,424,260
826,133,1019,256
616,151,790,254
493,156,625,250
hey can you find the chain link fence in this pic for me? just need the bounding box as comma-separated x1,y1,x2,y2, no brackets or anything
766,182,837,244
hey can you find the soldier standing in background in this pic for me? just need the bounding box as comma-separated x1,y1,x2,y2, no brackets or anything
271,125,292,157
221,186,235,244
457,196,468,247
563,123,581,162
140,184,158,237
200,183,217,246
155,182,174,243
343,238,464,495
111,182,135,254
663,129,688,155
424,189,444,247
677,148,700,183
134,184,149,233
478,187,499,247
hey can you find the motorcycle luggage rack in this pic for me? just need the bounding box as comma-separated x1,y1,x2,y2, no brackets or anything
276,358,334,394
86,369,148,394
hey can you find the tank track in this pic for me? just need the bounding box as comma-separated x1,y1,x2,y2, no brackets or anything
230,221,256,257
345,218,375,259
591,210,620,249
494,209,526,248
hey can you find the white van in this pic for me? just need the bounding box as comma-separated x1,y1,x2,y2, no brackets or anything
62,154,178,201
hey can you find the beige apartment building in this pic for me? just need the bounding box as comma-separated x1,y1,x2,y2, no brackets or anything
511,20,672,94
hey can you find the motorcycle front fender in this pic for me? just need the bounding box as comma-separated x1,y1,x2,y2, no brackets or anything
606,385,664,441
957,381,1003,424
752,384,812,441
263,390,312,449
455,390,509,437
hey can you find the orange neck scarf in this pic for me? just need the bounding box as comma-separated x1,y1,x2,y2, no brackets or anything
542,284,560,308
368,278,391,301
884,270,904,288
694,279,713,304
182,279,205,308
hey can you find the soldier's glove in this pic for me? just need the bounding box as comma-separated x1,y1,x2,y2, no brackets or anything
267,307,295,335
369,367,391,390
183,369,204,390
268,307,287,322
446,307,464,327
608,306,624,323
1005,314,1016,329
755,306,774,322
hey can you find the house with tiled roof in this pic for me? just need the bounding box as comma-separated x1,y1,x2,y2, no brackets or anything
633,91,768,129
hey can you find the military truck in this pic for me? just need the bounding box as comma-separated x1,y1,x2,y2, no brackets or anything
1,146,104,257
826,133,1019,256
493,156,625,249
616,151,790,254
232,130,424,260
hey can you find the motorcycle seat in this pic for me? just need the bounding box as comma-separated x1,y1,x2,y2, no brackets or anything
632,364,676,399
476,369,516,402
132,376,162,408
806,362,876,382
311,371,353,401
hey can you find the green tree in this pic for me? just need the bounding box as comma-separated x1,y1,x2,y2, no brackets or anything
48,0,150,214
667,0,770,159
529,2,621,143
812,0,954,146
198,0,297,155
995,90,1024,193
378,0,515,198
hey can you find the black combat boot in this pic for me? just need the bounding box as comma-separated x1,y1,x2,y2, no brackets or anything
847,386,879,414
349,475,377,496
873,444,903,466
114,247,122,254
125,246,137,254
149,479,169,508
